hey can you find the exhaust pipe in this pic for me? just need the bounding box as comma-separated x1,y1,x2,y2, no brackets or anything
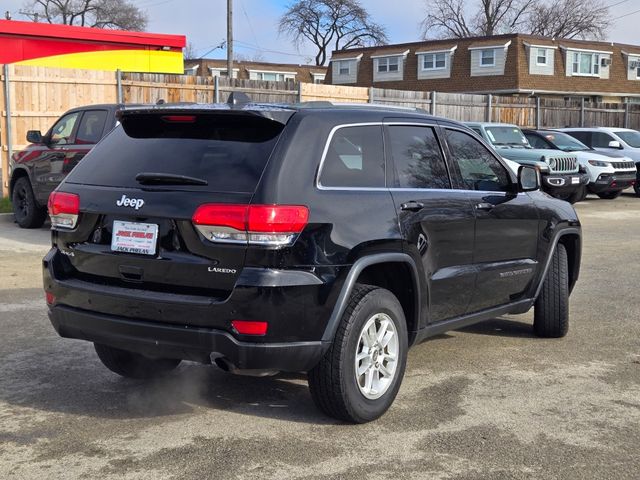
213,357,278,377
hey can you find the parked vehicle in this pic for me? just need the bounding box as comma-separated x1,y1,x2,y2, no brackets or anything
466,122,588,203
523,129,637,200
559,127,640,197
44,102,581,423
9,104,125,228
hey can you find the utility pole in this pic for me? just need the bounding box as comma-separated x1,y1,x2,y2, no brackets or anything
227,0,233,79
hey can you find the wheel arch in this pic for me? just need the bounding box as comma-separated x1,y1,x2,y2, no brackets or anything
321,253,421,346
9,167,31,198
534,228,581,299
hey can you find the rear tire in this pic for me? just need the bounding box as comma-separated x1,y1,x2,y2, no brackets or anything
534,243,569,338
597,190,622,200
94,343,181,379
634,181,640,197
308,284,408,423
567,186,587,204
11,177,47,229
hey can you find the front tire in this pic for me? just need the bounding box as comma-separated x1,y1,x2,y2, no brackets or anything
567,186,587,204
534,244,569,338
11,177,47,228
308,284,408,423
597,190,622,200
94,343,181,379
634,181,640,197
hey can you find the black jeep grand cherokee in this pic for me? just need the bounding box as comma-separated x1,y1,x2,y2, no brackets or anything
44,103,581,423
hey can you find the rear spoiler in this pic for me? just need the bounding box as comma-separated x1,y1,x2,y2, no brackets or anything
117,102,296,125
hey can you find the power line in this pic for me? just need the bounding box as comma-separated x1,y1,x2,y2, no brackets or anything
611,7,640,20
240,0,261,53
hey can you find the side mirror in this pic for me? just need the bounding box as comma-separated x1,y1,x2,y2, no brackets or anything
518,165,540,192
26,130,43,144
608,140,622,149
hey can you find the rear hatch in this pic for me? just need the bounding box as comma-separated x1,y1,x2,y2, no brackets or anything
52,106,293,300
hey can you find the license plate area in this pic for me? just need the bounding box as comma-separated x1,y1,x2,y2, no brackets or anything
111,220,159,256
571,177,580,184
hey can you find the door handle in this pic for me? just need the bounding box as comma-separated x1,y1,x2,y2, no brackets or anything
475,202,494,211
400,201,425,212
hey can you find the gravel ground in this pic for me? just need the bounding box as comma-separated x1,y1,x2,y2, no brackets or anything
0,193,639,480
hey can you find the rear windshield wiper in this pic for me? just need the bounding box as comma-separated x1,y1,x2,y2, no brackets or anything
135,172,208,186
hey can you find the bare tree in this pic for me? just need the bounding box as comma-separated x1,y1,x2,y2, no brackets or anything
22,0,147,30
528,0,609,39
279,0,388,66
183,42,198,60
421,0,608,40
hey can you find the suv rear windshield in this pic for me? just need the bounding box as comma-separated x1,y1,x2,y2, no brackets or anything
64,113,286,193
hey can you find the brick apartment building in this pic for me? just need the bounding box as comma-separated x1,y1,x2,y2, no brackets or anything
184,59,327,84
326,33,640,103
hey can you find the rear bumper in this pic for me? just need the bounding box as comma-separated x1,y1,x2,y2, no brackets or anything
588,172,636,193
43,247,338,372
48,305,326,371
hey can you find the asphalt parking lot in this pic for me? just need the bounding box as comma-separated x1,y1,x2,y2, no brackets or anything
1,193,639,480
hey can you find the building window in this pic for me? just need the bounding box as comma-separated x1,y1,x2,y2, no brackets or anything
377,56,400,73
254,72,294,81
312,74,326,84
423,53,446,70
338,61,351,75
572,52,600,76
480,49,495,67
536,48,548,65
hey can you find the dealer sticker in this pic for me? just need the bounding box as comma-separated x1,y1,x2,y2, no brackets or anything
111,221,158,256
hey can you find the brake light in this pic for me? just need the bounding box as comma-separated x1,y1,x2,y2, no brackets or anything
161,115,196,123
47,192,79,229
192,204,309,247
231,320,268,336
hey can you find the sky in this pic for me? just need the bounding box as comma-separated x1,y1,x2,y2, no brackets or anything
2,0,640,65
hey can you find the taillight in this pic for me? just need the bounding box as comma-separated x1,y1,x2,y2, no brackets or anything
192,204,309,247
47,192,80,229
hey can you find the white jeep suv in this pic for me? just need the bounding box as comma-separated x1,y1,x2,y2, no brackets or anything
524,129,637,200
559,127,640,197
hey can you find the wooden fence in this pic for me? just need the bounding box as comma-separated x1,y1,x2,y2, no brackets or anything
3,64,640,196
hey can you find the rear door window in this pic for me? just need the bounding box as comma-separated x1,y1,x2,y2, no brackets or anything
319,125,385,188
64,113,286,193
387,125,450,189
75,110,108,145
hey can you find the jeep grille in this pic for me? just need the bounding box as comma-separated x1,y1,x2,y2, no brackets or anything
610,161,635,170
549,156,578,173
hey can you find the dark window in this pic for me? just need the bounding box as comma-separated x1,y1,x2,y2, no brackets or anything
525,133,551,149
565,131,590,146
65,113,285,193
49,112,81,146
75,110,108,145
591,132,615,148
445,129,511,192
320,125,385,188
387,125,450,189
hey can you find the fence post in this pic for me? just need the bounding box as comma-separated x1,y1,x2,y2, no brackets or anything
431,91,437,115
536,96,541,129
486,94,492,122
297,81,302,103
2,64,12,198
116,69,123,104
214,75,220,103
580,98,585,127
369,87,374,104
625,102,630,129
